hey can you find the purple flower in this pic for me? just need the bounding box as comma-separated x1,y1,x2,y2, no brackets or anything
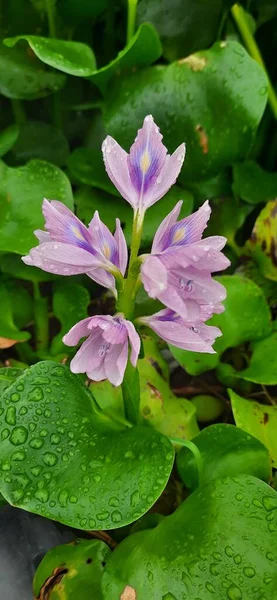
102,115,185,217
22,200,127,295
63,314,140,386
139,309,222,354
141,200,230,320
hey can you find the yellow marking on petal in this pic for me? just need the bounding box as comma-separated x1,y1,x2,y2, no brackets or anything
140,150,151,174
71,225,85,241
173,227,186,243
103,243,111,259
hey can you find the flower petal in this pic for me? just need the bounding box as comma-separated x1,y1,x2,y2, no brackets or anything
152,200,183,253
42,199,95,253
88,210,119,267
141,255,168,298
104,341,128,386
125,320,141,366
22,242,103,275
70,331,102,374
63,317,93,346
142,143,186,210
102,136,136,209
166,200,211,247
114,218,128,275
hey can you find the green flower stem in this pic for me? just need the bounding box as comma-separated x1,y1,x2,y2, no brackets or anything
127,0,138,44
117,212,143,319
33,282,49,352
170,438,203,486
231,3,277,120
45,0,56,38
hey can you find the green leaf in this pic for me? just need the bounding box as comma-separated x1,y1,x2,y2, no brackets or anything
68,148,120,196
90,23,162,95
0,159,73,255
170,275,272,375
230,389,277,467
58,0,107,24
90,379,125,419
0,367,24,395
0,282,31,344
0,124,19,158
0,44,65,100
233,161,277,204
75,184,193,248
177,423,271,491
0,361,174,530
12,121,69,166
104,41,267,182
206,196,252,251
50,282,90,356
238,331,277,385
102,475,277,599
0,253,58,283
121,363,141,425
5,281,33,329
4,36,96,77
191,394,225,422
247,199,277,281
33,538,110,599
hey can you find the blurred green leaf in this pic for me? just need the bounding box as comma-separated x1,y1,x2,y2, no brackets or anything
238,331,277,385
0,282,31,344
247,199,277,281
33,538,110,599
230,389,277,467
68,148,120,196
0,124,19,158
0,253,58,283
207,196,252,251
0,159,73,255
4,36,96,77
177,423,271,491
0,44,65,100
5,281,33,329
233,160,277,204
12,121,69,166
191,394,225,422
51,282,90,356
102,475,277,599
104,41,268,182
58,0,106,24
90,23,162,95
170,275,272,375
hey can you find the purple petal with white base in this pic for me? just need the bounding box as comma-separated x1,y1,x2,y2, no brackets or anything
139,309,221,354
63,314,141,386
22,199,127,294
102,115,185,214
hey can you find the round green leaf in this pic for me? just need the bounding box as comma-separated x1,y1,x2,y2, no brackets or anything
51,282,90,356
177,423,271,491
238,331,277,385
0,159,73,255
233,161,277,205
191,394,225,422
33,538,110,599
90,23,162,95
4,36,96,77
230,389,277,467
247,199,277,281
0,361,174,530
102,475,277,599
0,44,65,100
104,41,267,182
170,275,272,375
0,124,19,158
12,121,70,166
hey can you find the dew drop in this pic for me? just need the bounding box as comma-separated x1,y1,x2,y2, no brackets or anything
35,489,49,503
96,511,110,521
28,387,44,402
10,393,20,403
243,567,255,578
50,433,61,445
10,426,28,445
227,584,242,599
29,437,44,449
43,452,57,466
1,428,10,441
5,406,16,426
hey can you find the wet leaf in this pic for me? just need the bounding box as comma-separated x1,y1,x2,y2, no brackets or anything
177,423,271,491
233,160,277,204
104,41,267,182
0,124,19,158
4,36,96,77
0,159,73,255
0,282,31,344
230,389,277,467
102,475,277,599
33,538,110,599
0,367,24,395
0,44,65,100
12,122,70,166
170,275,272,375
50,282,90,356
247,199,277,281
0,361,174,530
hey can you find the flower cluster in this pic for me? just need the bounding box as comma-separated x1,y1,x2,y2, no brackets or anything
23,115,229,386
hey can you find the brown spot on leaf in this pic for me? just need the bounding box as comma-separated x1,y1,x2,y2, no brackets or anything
120,585,137,600
37,566,68,600
179,55,207,71
147,382,163,400
195,125,209,154
263,412,269,425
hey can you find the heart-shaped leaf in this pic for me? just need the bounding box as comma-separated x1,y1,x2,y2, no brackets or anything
0,159,73,255
237,331,277,385
12,121,70,166
170,275,272,375
0,283,31,345
90,23,162,95
0,361,174,530
233,161,277,204
33,538,110,599
4,37,96,76
0,124,19,158
50,282,90,356
102,475,277,599
229,389,277,467
0,44,65,100
104,41,267,182
177,423,271,491
247,199,277,281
